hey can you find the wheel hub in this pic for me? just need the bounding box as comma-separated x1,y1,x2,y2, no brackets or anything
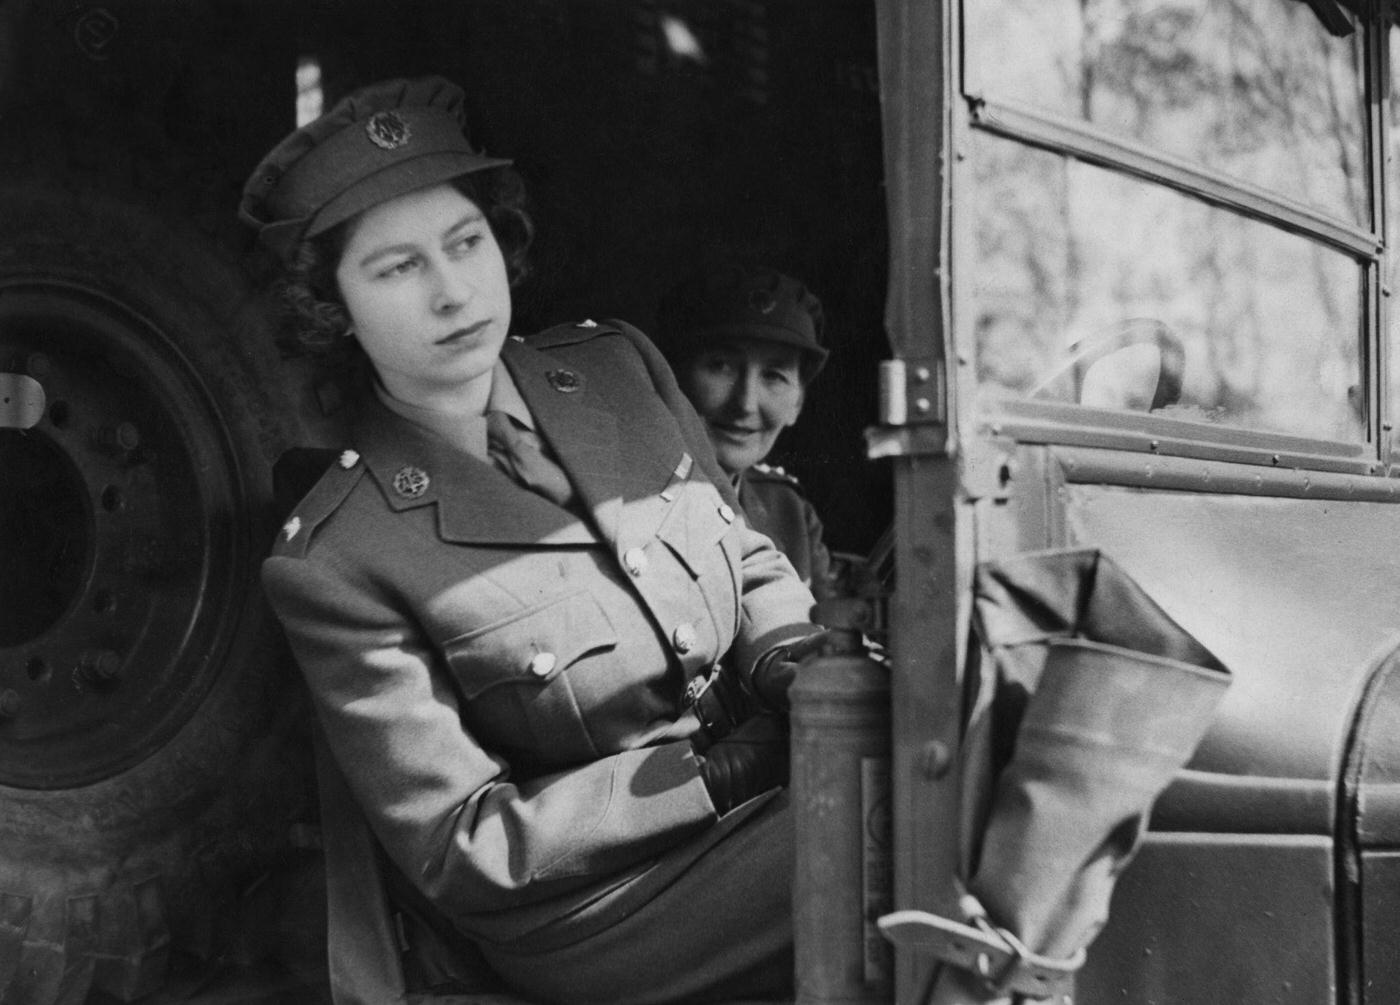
0,281,249,788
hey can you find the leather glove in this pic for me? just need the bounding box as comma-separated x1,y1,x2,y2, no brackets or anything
694,714,789,815
746,629,839,712
684,664,756,743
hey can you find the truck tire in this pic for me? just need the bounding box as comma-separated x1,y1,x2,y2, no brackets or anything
0,184,309,1003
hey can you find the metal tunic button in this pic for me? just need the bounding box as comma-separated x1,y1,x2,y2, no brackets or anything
623,547,648,577
672,623,697,654
528,652,557,677
717,503,736,523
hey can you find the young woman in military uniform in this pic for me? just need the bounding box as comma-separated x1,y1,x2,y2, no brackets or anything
656,264,835,598
241,77,822,1004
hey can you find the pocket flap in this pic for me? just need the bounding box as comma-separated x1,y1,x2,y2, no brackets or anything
443,590,619,699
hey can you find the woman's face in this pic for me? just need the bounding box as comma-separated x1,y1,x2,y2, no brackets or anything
335,182,511,408
680,338,805,475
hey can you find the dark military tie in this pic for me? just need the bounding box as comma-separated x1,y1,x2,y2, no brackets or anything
485,409,577,509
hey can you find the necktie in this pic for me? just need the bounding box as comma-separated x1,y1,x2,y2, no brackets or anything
485,409,577,509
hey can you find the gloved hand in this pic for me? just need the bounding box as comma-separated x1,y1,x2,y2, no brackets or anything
694,714,789,815
684,664,756,743
746,629,839,712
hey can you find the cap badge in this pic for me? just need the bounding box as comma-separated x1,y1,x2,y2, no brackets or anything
392,465,431,499
748,289,777,314
547,369,581,393
365,111,412,151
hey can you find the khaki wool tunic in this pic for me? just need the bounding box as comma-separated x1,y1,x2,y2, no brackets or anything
264,321,816,1004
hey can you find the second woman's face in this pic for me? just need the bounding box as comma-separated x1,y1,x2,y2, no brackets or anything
336,182,512,408
680,338,804,476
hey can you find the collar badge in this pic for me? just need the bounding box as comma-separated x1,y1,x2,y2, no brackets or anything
547,369,581,393
392,465,431,499
748,289,777,314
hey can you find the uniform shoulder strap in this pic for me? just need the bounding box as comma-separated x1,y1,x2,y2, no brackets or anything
521,318,624,350
750,462,805,490
271,447,366,558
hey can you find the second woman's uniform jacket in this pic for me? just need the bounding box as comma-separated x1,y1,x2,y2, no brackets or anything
737,463,834,600
263,320,817,949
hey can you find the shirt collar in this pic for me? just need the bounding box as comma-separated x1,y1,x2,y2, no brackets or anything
372,358,535,459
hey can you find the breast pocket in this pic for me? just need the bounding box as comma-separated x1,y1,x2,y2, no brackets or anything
656,480,735,580
442,590,619,762
655,480,742,640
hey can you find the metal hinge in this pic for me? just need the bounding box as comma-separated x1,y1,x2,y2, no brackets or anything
867,358,950,459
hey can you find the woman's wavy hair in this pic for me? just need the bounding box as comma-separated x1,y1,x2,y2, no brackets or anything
278,167,534,356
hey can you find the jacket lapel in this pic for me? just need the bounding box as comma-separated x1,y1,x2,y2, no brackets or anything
353,397,597,546
503,339,684,547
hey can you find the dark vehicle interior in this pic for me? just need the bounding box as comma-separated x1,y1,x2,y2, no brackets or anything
0,2,891,1001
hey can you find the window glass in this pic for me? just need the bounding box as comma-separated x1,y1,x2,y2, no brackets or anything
964,0,1368,225
972,134,1364,443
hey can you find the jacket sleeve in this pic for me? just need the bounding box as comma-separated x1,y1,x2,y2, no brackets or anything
263,552,717,918
804,497,837,601
612,321,819,668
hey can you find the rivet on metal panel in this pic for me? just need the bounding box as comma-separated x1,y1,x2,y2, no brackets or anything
919,741,953,779
915,397,931,414
914,366,932,383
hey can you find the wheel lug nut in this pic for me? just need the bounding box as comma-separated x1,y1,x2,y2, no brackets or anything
79,649,122,683
98,421,141,452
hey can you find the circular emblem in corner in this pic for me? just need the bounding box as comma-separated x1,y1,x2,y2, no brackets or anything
365,111,412,150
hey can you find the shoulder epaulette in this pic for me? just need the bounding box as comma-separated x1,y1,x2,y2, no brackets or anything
523,318,624,349
272,452,366,559
750,462,802,487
